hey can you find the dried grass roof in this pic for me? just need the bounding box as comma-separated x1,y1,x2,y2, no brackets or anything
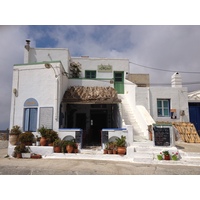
63,86,121,103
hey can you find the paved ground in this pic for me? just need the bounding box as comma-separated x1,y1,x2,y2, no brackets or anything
1,140,200,175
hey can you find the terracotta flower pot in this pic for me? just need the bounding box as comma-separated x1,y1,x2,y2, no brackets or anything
40,137,47,146
9,135,19,145
108,149,113,154
103,149,108,154
66,145,74,153
16,153,22,159
164,155,170,160
117,147,126,155
54,146,61,153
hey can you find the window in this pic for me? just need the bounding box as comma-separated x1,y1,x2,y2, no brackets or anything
157,99,170,117
24,108,38,131
85,70,96,78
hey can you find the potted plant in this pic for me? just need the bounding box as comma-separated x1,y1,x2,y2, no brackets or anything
53,138,62,153
13,144,31,159
162,150,170,160
46,129,59,146
61,140,68,153
113,142,118,154
37,126,48,146
18,131,34,145
115,135,126,155
157,152,163,160
73,143,79,153
107,141,114,154
66,139,75,153
9,125,22,145
171,152,179,161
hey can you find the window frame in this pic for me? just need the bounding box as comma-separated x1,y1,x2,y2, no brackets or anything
24,107,38,132
85,70,96,79
157,99,170,117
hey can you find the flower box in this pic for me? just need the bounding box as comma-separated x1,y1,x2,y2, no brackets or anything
22,153,31,159
31,154,42,159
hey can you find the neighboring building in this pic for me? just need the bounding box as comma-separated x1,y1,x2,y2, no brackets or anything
127,74,150,87
188,90,200,133
8,40,190,155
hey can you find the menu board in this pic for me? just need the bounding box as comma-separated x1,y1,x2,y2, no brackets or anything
153,127,170,146
39,107,53,129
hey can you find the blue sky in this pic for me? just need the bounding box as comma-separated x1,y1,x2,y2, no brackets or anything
1,1,200,130
1,25,200,130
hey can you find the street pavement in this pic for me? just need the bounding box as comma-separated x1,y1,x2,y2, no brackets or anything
1,140,200,175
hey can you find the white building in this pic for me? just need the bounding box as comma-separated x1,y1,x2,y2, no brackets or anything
8,40,190,155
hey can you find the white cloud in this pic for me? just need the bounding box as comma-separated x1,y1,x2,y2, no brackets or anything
1,25,200,129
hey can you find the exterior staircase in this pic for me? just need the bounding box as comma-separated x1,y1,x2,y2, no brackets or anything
118,94,148,142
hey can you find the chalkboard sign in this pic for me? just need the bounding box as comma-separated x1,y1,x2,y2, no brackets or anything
75,131,82,143
153,127,170,146
101,131,108,143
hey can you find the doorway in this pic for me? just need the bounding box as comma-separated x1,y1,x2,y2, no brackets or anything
114,71,124,94
88,110,107,146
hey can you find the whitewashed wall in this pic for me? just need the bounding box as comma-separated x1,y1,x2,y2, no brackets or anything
25,48,70,73
136,86,189,123
9,62,64,133
72,57,129,79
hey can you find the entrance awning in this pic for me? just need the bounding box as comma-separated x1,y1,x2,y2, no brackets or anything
62,86,121,104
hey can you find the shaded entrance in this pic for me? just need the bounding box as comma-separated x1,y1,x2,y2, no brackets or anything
61,86,122,148
88,110,107,146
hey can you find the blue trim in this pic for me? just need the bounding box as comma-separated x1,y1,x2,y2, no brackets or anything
102,128,127,131
59,128,82,131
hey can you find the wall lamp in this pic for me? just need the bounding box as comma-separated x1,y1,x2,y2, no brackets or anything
45,63,68,78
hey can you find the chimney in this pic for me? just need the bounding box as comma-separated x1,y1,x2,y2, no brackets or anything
24,39,31,63
25,39,31,51
171,72,182,88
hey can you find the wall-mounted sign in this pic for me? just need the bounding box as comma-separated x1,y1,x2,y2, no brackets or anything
98,64,112,72
24,98,38,107
39,107,53,129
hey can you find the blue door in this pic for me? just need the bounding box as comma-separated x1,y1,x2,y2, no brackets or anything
189,103,200,134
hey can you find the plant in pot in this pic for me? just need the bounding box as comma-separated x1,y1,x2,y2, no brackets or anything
113,142,118,154
53,138,62,153
14,144,31,159
171,152,179,161
46,129,59,146
18,131,34,145
61,140,68,153
37,126,48,146
107,141,114,154
157,152,163,160
162,150,170,160
9,125,22,145
115,135,126,155
73,142,79,153
66,139,75,153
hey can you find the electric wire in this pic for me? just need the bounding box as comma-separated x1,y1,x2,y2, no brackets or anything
129,61,200,74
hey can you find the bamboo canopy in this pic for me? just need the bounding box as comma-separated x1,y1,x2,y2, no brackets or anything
63,86,121,104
